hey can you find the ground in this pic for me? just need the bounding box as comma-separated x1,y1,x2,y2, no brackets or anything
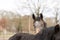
0,32,15,40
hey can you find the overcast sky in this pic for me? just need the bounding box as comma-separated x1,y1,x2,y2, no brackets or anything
0,0,60,19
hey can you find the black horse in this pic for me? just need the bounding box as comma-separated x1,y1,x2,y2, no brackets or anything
9,33,34,40
9,24,60,40
33,24,60,40
9,13,60,40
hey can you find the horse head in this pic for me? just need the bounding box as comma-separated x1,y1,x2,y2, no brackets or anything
32,13,46,33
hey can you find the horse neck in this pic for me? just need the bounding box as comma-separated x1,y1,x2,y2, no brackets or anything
40,20,45,27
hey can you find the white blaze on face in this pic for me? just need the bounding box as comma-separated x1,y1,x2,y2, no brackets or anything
34,21,41,27
35,21,44,27
34,21,44,33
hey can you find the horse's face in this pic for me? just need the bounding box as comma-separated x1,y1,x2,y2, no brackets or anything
33,17,41,28
32,13,44,30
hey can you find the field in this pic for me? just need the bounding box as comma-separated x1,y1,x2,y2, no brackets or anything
0,32,15,40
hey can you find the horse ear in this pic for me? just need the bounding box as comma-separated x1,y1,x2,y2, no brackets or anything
40,13,43,20
32,14,35,20
54,24,59,34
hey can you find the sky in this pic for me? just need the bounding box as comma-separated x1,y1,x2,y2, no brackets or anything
0,0,60,19
0,0,17,11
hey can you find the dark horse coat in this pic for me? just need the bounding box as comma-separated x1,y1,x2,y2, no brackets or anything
9,24,60,40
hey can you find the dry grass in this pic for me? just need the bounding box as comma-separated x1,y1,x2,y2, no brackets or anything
0,32,15,40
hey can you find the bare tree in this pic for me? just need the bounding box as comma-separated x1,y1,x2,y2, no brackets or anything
54,8,59,24
15,0,46,33
16,0,44,16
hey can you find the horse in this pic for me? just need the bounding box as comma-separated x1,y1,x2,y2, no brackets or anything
33,24,60,40
9,24,60,40
32,13,47,33
9,33,35,40
9,13,60,40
